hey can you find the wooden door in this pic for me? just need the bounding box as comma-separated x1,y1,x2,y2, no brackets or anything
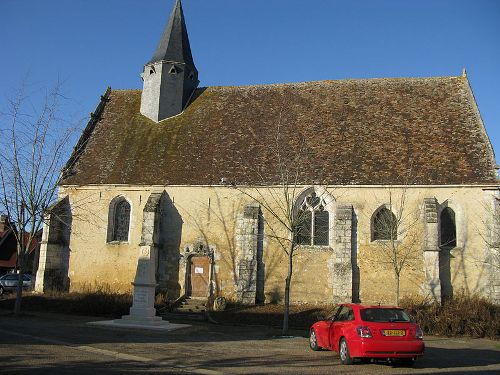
190,256,209,297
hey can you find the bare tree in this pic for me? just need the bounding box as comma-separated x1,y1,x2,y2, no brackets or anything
468,195,500,302
226,113,333,336
370,185,421,305
0,80,76,314
475,196,500,270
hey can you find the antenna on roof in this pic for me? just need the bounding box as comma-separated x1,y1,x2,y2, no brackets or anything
462,68,467,77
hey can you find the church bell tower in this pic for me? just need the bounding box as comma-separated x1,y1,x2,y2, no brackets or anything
140,0,199,122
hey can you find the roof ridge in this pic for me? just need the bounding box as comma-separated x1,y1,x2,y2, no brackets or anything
218,75,460,87
112,75,462,92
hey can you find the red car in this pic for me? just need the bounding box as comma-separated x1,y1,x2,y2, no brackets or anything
309,303,424,365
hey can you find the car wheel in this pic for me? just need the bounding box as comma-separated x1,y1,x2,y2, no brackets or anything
309,329,321,351
339,338,353,365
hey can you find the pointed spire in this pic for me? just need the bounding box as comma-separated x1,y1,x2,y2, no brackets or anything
140,0,199,122
148,0,195,66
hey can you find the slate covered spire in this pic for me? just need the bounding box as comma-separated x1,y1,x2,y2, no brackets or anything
148,0,195,67
140,0,199,122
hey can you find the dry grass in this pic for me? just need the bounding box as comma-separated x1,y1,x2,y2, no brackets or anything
400,293,499,339
0,289,132,318
209,302,333,329
1,290,498,339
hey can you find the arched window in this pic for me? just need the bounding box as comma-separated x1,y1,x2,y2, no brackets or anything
440,207,456,248
107,197,131,242
372,207,397,241
296,192,329,246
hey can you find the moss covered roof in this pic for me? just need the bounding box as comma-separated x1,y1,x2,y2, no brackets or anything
62,77,498,186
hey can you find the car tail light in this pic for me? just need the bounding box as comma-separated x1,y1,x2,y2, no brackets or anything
356,326,372,338
415,326,423,340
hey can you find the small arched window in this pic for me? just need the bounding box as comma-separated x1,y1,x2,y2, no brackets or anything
296,192,329,246
372,207,397,241
107,197,131,243
440,207,456,248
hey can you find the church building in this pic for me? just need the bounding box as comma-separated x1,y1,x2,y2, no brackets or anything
35,0,499,306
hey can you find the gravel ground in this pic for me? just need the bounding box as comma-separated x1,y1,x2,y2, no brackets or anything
0,309,499,374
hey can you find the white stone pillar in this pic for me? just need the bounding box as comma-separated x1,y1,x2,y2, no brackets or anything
422,198,441,301
35,196,71,293
332,204,353,303
34,212,51,293
116,192,163,325
236,204,260,305
119,245,162,324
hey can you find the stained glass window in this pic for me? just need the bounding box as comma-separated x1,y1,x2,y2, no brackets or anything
113,199,131,242
296,192,330,246
314,210,329,246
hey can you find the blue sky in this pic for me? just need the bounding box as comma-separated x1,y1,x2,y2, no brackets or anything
1,0,499,161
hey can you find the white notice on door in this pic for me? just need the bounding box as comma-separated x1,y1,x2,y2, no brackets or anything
195,267,204,274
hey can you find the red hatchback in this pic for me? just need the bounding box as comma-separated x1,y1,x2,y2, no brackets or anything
309,304,424,365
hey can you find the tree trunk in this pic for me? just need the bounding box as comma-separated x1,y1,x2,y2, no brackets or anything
282,247,294,336
14,264,24,315
282,276,290,336
14,229,27,315
394,272,400,306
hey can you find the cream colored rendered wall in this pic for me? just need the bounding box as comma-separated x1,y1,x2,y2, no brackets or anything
339,185,494,304
60,185,494,303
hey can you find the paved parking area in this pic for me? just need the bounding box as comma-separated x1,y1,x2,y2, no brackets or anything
0,311,499,374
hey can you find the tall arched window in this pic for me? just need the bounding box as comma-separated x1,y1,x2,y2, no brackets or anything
107,197,131,242
296,192,329,246
440,207,456,248
372,207,397,241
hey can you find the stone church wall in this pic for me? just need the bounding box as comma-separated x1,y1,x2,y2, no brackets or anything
56,184,497,304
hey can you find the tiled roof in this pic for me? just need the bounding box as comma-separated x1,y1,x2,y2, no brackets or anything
62,76,498,186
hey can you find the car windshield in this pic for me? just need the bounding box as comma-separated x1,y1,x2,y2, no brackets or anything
360,308,411,322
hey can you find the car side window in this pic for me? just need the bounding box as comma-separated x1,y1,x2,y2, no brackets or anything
327,306,341,321
335,306,348,321
346,308,354,321
6,275,17,281
336,306,354,321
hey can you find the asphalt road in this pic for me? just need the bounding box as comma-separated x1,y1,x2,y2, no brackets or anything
0,310,499,374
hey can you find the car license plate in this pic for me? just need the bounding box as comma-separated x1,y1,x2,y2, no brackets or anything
382,329,406,336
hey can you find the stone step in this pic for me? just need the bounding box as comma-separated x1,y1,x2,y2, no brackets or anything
179,298,207,307
176,305,206,313
170,297,208,315
180,302,206,309
179,300,205,306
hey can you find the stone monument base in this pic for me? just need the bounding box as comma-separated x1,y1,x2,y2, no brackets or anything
88,318,189,331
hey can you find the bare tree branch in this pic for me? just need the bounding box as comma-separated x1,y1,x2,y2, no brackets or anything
0,79,80,314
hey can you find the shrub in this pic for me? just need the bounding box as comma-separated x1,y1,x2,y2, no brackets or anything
400,293,499,339
0,291,132,318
